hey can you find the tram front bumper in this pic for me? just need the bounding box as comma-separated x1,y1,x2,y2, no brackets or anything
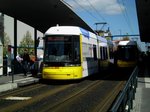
42,66,82,80
117,60,136,68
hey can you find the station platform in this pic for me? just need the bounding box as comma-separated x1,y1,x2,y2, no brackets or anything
0,73,39,93
131,66,150,112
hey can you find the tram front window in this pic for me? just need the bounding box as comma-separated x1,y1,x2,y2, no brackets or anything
118,46,137,61
44,35,80,66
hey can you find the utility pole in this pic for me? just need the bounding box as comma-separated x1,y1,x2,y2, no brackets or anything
95,22,107,31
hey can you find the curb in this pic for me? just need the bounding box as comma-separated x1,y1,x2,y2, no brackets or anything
0,83,18,93
0,77,40,93
17,78,39,87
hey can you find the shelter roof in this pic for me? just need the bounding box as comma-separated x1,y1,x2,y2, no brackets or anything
0,0,94,33
136,0,150,42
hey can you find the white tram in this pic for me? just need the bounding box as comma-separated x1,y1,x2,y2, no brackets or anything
42,26,110,80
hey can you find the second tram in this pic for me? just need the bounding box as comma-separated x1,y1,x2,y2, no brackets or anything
115,40,139,68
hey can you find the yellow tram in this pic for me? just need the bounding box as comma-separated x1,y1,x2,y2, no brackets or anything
41,26,111,80
115,40,139,68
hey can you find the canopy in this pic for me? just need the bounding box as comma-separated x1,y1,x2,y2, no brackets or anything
136,0,150,42
0,0,94,33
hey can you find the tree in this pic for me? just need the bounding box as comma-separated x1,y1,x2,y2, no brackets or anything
3,32,11,57
18,31,34,55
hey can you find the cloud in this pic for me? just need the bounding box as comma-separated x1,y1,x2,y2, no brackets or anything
64,0,125,15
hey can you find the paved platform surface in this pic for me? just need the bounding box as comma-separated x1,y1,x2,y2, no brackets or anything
0,74,40,93
131,66,150,112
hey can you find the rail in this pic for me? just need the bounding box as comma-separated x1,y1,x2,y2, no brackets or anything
109,66,138,112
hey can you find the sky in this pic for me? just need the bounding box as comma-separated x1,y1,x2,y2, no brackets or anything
63,0,146,51
64,0,139,36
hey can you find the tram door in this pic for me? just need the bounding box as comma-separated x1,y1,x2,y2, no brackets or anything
0,41,3,76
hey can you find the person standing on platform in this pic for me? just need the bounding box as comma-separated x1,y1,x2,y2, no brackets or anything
138,52,146,77
22,49,30,76
29,51,37,77
16,54,23,63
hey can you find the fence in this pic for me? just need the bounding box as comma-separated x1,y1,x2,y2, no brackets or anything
109,66,138,112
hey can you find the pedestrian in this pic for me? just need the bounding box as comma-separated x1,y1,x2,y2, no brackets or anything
22,49,30,76
16,54,23,73
138,52,146,77
29,51,37,77
16,54,23,63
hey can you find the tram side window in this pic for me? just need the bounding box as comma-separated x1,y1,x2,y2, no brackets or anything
105,47,108,60
109,47,114,59
74,38,80,62
100,47,103,60
93,45,97,60
82,43,93,59
100,47,102,60
104,47,106,60
82,43,88,58
100,47,108,60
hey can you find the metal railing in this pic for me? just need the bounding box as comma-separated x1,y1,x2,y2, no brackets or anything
109,66,138,112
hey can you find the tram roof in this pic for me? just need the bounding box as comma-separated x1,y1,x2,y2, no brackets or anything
97,36,107,43
0,0,94,33
136,0,150,42
45,26,109,42
45,26,99,39
118,41,137,46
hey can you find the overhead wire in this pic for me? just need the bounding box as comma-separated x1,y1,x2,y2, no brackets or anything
72,0,100,22
118,0,134,34
86,0,109,31
121,0,134,33
86,0,106,22
72,0,110,31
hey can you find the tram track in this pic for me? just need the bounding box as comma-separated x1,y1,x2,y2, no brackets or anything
47,80,125,112
37,80,104,112
0,83,75,112
93,81,125,112
37,71,130,112
0,69,132,112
